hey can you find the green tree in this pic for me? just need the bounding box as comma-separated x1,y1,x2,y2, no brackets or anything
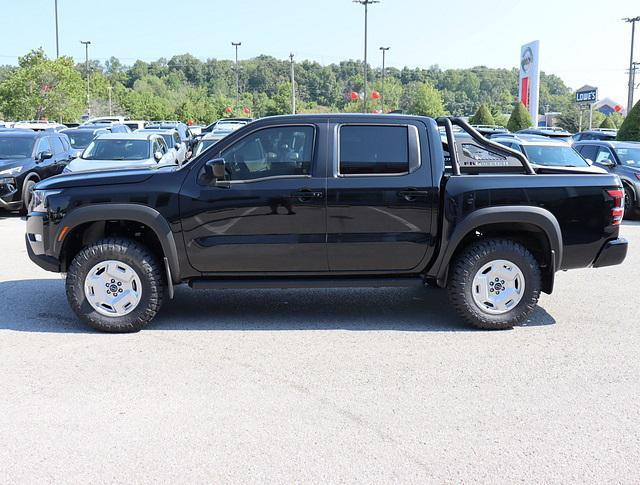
507,102,533,132
600,116,616,129
469,104,495,125
401,82,445,117
0,48,84,122
617,100,640,141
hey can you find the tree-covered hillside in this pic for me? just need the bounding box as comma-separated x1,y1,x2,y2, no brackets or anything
0,48,590,125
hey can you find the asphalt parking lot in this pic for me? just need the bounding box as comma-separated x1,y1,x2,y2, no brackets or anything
1,213,639,483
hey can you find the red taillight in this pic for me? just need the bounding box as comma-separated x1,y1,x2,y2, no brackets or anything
607,189,624,225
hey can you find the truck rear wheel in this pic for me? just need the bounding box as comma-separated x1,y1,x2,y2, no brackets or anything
448,239,541,330
66,238,164,333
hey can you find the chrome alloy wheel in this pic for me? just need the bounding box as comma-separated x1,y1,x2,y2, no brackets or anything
84,260,142,317
471,259,525,315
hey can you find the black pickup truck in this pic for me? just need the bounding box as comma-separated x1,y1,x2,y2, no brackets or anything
25,114,628,332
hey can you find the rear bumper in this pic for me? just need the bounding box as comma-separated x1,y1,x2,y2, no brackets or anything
592,238,628,268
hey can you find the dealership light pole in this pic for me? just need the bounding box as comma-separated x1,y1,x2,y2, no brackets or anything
54,0,60,58
379,46,389,113
289,53,296,114
354,0,379,113
624,16,640,112
108,85,113,116
231,42,241,109
80,40,91,115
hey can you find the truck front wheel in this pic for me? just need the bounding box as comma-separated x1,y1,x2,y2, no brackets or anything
66,238,164,333
448,239,541,330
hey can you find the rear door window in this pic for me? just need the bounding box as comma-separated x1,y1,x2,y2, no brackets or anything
339,125,409,175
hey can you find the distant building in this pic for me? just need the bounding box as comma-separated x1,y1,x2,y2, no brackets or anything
593,97,625,116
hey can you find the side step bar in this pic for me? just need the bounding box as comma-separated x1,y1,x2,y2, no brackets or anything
189,277,425,290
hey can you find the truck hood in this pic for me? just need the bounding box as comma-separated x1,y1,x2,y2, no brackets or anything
532,164,608,175
35,167,162,190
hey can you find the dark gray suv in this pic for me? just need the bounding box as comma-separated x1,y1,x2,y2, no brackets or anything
574,140,640,218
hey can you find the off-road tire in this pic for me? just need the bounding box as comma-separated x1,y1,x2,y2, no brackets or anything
448,239,541,330
66,238,164,333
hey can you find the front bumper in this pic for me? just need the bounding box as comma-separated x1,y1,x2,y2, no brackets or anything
0,179,21,210
592,238,628,268
25,212,61,273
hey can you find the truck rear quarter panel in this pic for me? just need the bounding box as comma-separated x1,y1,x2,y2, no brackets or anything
441,173,622,269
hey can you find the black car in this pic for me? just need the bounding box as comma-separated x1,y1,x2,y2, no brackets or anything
60,127,110,157
571,130,617,142
574,140,640,217
0,129,76,212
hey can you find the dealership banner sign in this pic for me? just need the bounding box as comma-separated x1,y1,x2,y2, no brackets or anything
518,40,540,126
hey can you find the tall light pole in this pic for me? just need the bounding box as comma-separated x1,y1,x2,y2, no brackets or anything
624,16,640,113
231,42,241,110
289,53,296,114
108,85,113,116
354,0,379,113
80,40,91,115
379,46,389,113
54,0,60,58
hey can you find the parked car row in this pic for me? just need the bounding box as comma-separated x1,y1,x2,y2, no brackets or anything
0,116,251,212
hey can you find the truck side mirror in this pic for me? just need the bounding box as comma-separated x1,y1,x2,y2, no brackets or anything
602,159,615,167
205,158,229,187
153,151,163,162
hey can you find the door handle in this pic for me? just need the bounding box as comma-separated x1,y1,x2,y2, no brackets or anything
290,190,323,201
397,189,430,201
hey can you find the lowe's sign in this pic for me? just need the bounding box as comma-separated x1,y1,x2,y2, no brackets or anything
576,85,598,104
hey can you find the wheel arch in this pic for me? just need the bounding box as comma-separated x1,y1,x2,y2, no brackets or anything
620,178,637,205
54,204,180,283
432,206,562,294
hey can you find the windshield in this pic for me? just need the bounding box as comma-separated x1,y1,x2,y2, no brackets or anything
195,140,217,157
83,139,150,161
0,137,34,159
615,147,640,167
62,130,96,149
523,145,589,167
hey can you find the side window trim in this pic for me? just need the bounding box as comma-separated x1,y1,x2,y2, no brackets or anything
335,123,419,177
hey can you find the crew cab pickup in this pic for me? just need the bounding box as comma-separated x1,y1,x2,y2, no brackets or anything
25,115,628,332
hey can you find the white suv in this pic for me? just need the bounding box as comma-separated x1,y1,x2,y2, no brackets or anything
64,133,176,173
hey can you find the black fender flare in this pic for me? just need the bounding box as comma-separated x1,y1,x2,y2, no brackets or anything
432,206,563,287
53,204,180,282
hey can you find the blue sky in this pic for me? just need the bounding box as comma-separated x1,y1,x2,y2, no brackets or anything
1,0,638,104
